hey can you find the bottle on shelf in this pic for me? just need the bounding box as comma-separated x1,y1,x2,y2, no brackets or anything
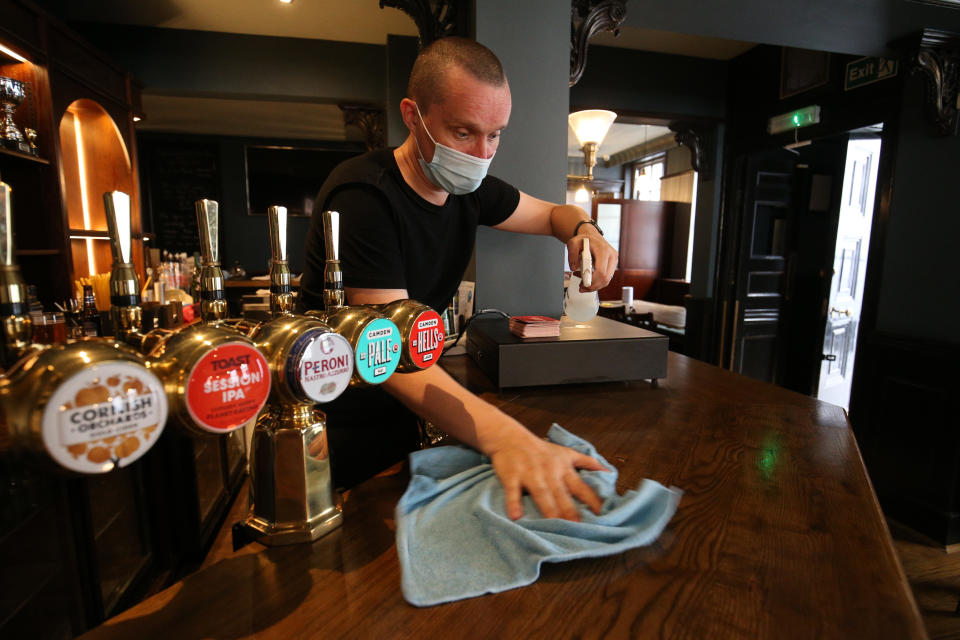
81,284,99,337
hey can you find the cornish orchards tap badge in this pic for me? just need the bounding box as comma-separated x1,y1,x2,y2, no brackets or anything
44,361,169,474
355,317,400,384
185,342,270,433
408,309,444,369
286,329,354,403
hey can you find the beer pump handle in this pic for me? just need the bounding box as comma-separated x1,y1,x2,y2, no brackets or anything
104,191,133,267
0,181,14,268
0,181,31,366
267,205,294,316
194,199,228,323
322,210,344,310
196,199,220,266
104,191,143,342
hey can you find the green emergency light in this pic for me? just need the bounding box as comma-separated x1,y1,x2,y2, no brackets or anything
768,105,821,135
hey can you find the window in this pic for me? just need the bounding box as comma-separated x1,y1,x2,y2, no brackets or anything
632,158,664,201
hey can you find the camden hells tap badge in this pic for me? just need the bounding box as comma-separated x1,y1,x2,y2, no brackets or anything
44,362,169,474
355,317,400,384
185,342,271,433
408,309,444,368
288,329,354,403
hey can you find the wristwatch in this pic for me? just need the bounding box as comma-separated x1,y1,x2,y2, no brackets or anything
573,219,603,237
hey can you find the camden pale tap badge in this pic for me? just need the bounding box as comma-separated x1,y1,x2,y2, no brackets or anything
186,342,270,432
355,317,400,384
44,362,169,474
408,309,444,368
288,329,353,403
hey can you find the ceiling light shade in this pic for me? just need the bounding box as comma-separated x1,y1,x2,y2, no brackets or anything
568,109,617,146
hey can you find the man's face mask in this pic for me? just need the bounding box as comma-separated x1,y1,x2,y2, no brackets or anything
414,103,493,195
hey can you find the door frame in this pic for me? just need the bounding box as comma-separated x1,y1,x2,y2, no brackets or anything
714,113,901,400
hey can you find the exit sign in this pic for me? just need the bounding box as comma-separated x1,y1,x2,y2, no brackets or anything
845,57,898,91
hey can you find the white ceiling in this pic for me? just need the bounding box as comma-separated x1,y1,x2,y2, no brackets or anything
35,0,420,44
568,122,672,158
35,1,753,144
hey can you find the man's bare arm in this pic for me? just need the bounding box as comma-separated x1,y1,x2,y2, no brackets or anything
345,286,606,520
492,192,618,291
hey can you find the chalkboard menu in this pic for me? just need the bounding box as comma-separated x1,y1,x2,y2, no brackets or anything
143,141,221,255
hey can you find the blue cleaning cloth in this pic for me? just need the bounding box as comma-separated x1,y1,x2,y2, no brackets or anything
395,423,682,607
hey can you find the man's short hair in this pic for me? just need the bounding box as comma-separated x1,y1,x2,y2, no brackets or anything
407,37,507,112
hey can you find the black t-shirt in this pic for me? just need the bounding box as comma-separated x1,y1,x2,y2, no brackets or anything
301,148,519,312
299,148,519,489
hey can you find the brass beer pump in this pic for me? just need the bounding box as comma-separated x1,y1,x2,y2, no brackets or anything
305,210,408,387
315,210,446,376
231,204,358,546
103,192,271,437
0,182,170,474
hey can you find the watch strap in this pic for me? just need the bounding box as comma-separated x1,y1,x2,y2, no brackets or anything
573,219,603,237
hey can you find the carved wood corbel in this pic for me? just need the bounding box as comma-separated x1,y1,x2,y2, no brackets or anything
339,104,386,150
669,122,710,181
902,28,960,136
379,0,467,47
570,0,627,87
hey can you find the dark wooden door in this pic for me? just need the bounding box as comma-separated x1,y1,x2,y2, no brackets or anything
728,149,796,383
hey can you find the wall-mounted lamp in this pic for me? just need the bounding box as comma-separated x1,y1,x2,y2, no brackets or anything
568,109,617,180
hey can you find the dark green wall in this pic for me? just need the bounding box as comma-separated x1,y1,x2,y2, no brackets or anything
71,23,386,104
570,45,727,119
877,71,960,343
624,0,959,56
473,0,570,317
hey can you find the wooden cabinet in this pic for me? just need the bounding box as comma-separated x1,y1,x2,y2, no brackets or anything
0,0,144,305
0,3,155,636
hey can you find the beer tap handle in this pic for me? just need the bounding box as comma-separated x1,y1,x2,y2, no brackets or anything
104,191,133,266
267,205,294,316
1,181,14,268
103,191,142,342
196,198,219,266
194,199,228,323
0,181,31,366
322,210,344,310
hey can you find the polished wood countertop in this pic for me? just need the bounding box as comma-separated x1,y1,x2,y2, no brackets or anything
81,353,925,639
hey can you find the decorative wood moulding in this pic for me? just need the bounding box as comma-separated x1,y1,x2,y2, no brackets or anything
339,104,386,150
379,0,467,47
669,122,710,180
570,0,627,87
899,28,960,136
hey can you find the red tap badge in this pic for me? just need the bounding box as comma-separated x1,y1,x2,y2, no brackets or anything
185,342,271,432
408,309,444,369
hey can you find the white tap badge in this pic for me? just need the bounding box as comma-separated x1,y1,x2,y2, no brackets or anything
293,330,353,403
43,361,168,474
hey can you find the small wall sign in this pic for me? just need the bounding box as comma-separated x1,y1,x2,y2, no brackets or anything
845,57,899,91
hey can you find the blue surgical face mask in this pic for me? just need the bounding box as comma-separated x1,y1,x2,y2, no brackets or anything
414,103,493,196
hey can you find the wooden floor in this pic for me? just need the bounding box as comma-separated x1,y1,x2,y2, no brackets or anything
891,519,960,639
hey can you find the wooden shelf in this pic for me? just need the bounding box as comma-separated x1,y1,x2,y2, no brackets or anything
0,147,49,165
68,229,152,241
16,249,61,256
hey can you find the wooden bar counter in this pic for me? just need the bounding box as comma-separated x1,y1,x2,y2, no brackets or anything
81,353,925,639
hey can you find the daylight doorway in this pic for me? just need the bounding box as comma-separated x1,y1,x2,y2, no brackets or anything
816,136,882,410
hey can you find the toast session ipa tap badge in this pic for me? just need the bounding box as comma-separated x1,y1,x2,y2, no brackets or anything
44,362,169,473
186,342,271,432
408,308,444,368
355,317,400,384
287,329,354,403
